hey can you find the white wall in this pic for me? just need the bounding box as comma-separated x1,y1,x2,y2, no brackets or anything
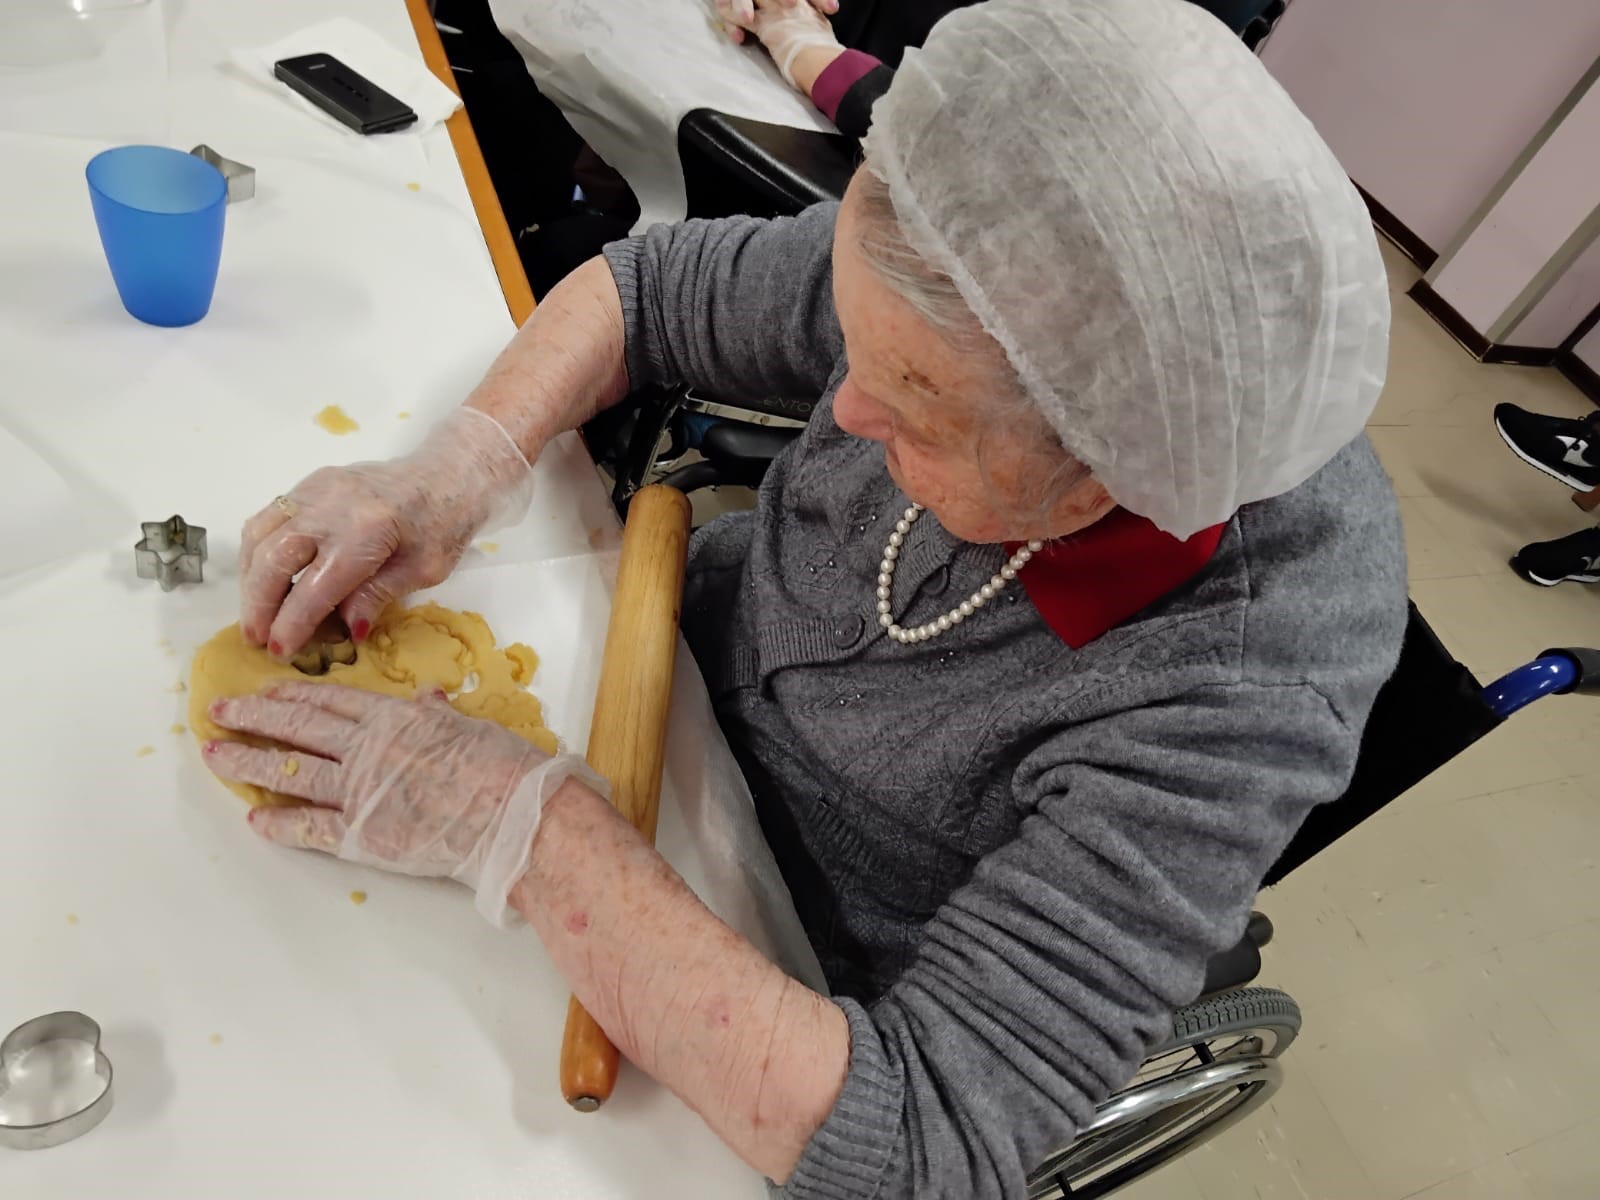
1509,237,1600,350
1427,65,1600,345
1262,0,1600,251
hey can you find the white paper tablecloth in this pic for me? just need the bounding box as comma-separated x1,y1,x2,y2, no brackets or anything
0,3,816,1195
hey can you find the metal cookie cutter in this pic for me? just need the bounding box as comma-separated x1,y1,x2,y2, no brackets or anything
290,615,357,676
0,1012,114,1151
135,514,208,591
189,144,255,203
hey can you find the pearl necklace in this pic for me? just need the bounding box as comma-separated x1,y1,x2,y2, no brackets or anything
876,503,1043,644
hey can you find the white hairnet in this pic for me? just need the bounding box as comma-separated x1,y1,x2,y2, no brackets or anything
862,0,1390,538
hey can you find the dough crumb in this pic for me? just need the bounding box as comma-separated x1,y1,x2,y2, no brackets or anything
136,745,155,758
208,854,220,864
281,758,300,777
397,410,412,420
478,541,499,554
349,890,368,906
66,913,79,925
166,680,187,694
210,1034,223,1046
314,404,360,435
405,181,421,192
158,638,172,648
171,723,187,735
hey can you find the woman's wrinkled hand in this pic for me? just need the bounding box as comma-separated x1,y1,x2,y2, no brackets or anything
716,0,843,90
240,408,533,658
203,683,602,925
206,682,540,868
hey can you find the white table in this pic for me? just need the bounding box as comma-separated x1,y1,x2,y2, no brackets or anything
0,3,814,1195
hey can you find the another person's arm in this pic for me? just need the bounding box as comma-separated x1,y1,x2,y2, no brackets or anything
802,49,893,139
755,0,1277,139
716,0,894,138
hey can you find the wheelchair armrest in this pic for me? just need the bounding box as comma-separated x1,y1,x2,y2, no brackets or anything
679,109,857,216
1540,646,1600,694
698,421,801,488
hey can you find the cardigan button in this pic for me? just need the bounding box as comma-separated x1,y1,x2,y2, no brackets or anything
832,615,865,648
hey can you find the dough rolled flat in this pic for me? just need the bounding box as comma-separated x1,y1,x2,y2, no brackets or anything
189,602,557,808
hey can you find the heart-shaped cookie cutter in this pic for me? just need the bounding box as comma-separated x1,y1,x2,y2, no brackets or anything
0,1012,114,1150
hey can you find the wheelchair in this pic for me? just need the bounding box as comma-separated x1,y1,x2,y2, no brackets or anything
1017,628,1600,1196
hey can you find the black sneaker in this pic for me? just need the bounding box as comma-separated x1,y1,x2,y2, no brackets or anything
1510,527,1600,586
1494,403,1600,489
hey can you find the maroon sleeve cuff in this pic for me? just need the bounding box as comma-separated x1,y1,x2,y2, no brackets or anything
811,49,883,123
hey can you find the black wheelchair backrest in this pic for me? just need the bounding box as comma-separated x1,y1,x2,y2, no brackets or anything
1263,603,1501,886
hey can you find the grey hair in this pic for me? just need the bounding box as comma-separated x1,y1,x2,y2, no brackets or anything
852,164,1092,515
854,165,1001,355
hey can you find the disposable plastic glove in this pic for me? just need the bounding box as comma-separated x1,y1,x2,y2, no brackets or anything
239,408,533,658
716,0,842,88
204,682,607,927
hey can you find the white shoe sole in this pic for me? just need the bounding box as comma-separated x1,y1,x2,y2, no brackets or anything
1522,568,1600,586
1495,418,1600,491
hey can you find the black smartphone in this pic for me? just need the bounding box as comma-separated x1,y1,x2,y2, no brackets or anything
273,53,418,135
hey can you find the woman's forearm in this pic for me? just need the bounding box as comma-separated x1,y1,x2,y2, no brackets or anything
511,778,850,1183
465,257,632,464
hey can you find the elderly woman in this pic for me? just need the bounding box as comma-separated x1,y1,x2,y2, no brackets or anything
203,1,1403,1195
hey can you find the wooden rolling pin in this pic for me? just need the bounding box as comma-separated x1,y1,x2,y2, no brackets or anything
559,484,692,1112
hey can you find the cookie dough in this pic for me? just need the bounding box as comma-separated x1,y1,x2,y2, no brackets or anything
189,602,558,808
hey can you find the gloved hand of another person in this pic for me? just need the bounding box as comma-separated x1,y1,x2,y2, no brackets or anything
239,408,533,658
716,0,843,89
204,682,607,927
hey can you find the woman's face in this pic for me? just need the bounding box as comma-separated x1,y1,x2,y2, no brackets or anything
830,179,1113,544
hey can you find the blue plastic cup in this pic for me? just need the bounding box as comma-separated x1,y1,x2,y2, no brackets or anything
86,146,227,327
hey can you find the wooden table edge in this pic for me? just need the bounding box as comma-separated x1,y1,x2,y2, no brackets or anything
405,0,536,327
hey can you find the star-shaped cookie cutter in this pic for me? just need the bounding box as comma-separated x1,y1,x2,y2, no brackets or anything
189,144,255,203
134,515,208,591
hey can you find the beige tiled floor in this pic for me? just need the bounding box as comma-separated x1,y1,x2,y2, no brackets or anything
1119,242,1600,1198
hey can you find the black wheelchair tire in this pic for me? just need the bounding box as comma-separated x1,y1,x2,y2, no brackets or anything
1152,985,1301,1058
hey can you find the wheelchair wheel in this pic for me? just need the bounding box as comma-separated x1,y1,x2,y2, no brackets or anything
1025,987,1300,1199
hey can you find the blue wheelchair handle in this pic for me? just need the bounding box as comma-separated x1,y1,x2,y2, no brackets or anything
1484,654,1580,719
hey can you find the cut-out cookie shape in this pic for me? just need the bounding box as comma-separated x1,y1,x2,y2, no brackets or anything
0,1012,114,1150
289,615,357,676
